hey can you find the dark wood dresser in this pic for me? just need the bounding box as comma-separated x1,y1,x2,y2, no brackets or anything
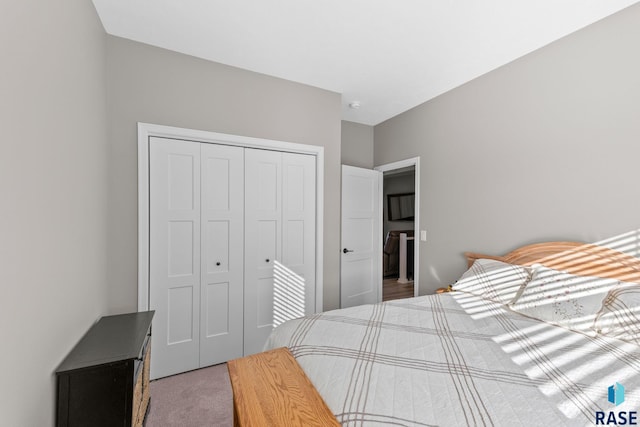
56,311,155,427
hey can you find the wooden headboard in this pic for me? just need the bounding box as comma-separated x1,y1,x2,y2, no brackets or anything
465,241,640,283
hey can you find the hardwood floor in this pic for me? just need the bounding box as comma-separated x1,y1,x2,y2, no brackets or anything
383,277,414,301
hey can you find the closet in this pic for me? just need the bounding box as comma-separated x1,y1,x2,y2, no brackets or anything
148,136,316,379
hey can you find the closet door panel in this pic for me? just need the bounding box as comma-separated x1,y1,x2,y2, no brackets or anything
200,143,244,366
204,282,229,336
285,220,304,266
257,278,275,327
168,221,195,276
244,149,282,356
167,286,195,344
149,137,201,379
257,220,277,267
205,221,229,272
256,219,277,328
204,157,231,211
282,153,316,318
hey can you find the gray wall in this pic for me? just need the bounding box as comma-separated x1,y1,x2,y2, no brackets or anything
375,3,640,295
341,120,374,168
0,1,109,425
106,36,343,312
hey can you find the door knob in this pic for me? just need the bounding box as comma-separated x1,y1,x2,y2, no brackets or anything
216,262,221,266
343,248,354,254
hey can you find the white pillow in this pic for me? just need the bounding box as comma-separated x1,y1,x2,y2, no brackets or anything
452,258,531,304
510,264,618,335
593,284,640,345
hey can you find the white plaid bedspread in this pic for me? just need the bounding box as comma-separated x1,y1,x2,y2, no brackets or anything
265,292,640,426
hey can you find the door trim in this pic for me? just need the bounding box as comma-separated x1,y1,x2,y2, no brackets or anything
137,122,325,314
375,157,420,298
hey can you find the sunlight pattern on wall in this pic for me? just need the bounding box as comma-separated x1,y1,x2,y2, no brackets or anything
273,261,305,327
596,229,640,258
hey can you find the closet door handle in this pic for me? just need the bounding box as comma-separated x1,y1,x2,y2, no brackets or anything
343,248,354,254
265,258,270,263
216,262,221,266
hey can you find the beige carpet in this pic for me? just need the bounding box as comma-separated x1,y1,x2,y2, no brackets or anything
146,363,233,427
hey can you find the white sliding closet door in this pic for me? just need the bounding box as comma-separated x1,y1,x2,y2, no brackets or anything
149,137,201,379
199,143,244,366
244,149,316,355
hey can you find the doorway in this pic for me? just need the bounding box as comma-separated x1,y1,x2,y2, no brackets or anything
375,158,420,302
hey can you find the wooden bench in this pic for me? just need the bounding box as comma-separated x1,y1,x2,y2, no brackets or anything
227,347,340,427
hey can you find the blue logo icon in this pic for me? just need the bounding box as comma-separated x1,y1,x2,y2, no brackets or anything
609,382,625,406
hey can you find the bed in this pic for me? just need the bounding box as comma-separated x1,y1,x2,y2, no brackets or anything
264,241,640,426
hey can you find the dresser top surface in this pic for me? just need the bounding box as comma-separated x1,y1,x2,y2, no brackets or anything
56,311,155,374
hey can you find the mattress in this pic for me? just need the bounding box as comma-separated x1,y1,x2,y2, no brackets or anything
265,292,640,426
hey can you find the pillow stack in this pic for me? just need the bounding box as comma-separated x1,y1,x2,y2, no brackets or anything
593,284,640,345
451,258,531,304
452,258,640,343
509,264,618,336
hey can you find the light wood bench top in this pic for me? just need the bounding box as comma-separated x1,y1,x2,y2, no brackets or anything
227,347,340,427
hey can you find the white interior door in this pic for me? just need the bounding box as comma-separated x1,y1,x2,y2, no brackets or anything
341,165,382,308
149,137,201,379
199,143,244,366
244,149,282,356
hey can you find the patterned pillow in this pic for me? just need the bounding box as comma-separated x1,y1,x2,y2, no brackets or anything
593,284,640,345
510,264,618,335
452,258,531,304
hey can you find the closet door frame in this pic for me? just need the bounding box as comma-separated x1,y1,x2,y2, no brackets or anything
137,122,324,314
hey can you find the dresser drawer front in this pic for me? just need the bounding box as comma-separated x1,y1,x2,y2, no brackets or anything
57,363,132,427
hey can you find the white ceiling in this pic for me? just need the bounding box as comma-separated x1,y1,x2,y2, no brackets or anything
92,0,638,126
